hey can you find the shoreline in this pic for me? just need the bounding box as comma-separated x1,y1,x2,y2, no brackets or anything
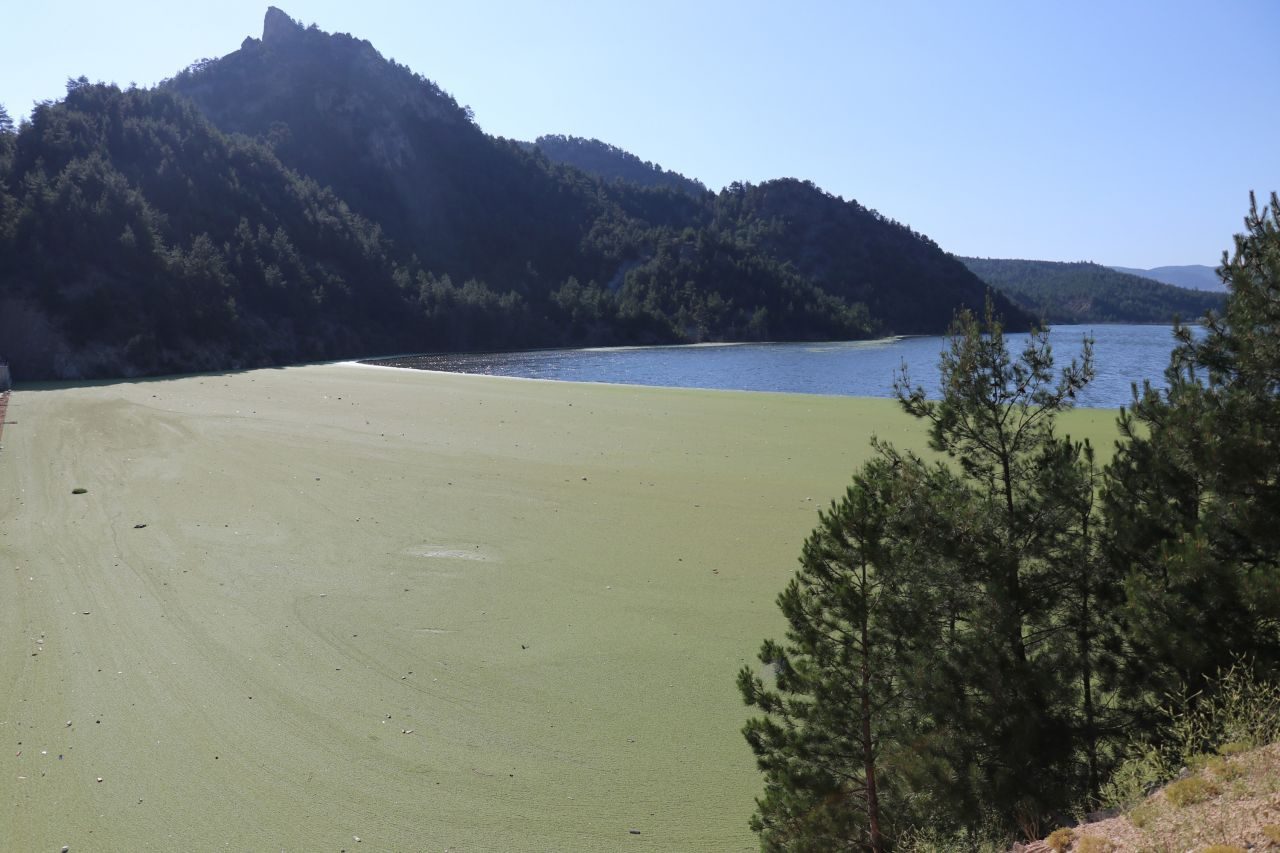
336,358,1124,412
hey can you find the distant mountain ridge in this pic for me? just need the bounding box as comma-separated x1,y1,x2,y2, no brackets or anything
1110,264,1224,292
0,6,1029,380
961,257,1224,325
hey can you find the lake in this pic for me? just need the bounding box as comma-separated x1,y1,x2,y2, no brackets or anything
371,324,1189,410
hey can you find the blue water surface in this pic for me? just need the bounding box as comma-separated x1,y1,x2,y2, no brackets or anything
381,324,1190,411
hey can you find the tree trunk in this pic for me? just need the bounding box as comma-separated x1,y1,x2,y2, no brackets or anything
1079,511,1098,794
1000,449,1029,667
860,564,885,853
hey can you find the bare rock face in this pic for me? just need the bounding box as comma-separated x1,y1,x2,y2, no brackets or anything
263,6,303,43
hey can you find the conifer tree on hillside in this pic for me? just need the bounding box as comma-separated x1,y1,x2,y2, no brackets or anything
741,198,1280,844
893,305,1111,831
1104,192,1280,710
0,103,14,179
738,451,961,851
741,303,1120,846
0,104,13,235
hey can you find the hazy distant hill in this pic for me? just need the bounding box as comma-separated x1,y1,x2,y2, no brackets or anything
0,6,1029,380
961,257,1224,325
527,135,708,197
1111,264,1225,292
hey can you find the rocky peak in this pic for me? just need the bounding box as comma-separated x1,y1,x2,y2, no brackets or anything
263,6,304,43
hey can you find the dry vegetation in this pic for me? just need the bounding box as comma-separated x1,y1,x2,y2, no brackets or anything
1026,743,1280,852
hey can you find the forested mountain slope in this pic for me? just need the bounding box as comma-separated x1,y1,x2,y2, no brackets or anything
527,135,708,196
961,256,1223,324
0,7,1028,380
0,84,427,378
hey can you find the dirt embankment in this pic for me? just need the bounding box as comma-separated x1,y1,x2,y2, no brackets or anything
1018,743,1280,852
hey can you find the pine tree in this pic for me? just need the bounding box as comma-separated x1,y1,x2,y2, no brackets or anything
0,103,14,178
1038,437,1125,795
738,452,953,851
1104,192,1280,708
893,301,1102,831
740,302,1115,846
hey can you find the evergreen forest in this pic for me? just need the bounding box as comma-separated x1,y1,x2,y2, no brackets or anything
0,8,1023,381
525,135,709,197
740,193,1280,850
961,256,1225,325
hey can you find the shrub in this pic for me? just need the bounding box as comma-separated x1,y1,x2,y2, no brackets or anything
1206,756,1243,781
1164,776,1217,808
1074,838,1115,853
1128,800,1158,829
1100,664,1280,810
895,823,1010,853
1046,827,1074,852
1098,741,1167,811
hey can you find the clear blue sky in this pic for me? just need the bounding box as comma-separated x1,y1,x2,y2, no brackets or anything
3,1,1276,268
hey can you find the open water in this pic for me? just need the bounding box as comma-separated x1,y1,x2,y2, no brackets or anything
377,324,1192,410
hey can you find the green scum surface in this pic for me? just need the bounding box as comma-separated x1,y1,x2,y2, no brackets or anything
0,364,1120,850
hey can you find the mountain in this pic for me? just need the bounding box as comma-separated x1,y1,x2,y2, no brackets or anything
0,82,434,379
734,181,1006,335
961,257,1224,325
1111,264,1225,292
526,135,708,197
168,8,594,292
0,7,1029,381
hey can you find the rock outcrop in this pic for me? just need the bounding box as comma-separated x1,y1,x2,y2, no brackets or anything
263,6,303,43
